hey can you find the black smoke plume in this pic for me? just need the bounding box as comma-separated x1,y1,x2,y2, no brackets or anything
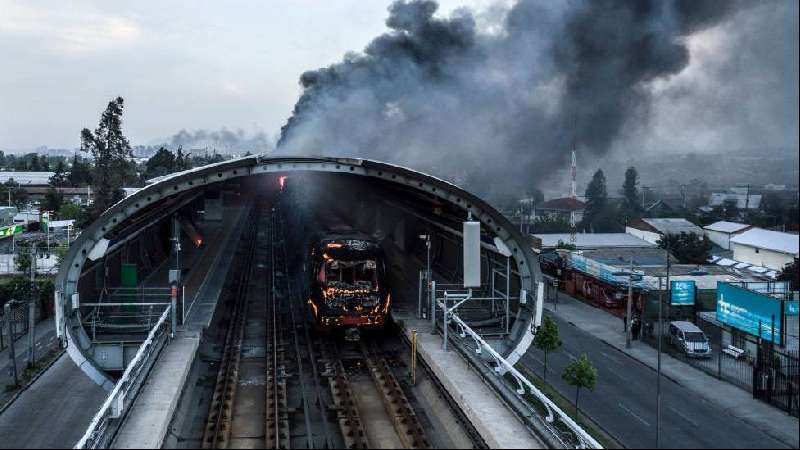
278,0,740,200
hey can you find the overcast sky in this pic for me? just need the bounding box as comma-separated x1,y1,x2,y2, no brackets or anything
0,0,506,150
0,0,797,155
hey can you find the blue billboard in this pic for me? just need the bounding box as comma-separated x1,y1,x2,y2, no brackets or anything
671,280,696,306
716,283,783,344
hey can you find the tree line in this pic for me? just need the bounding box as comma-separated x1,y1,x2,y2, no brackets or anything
2,97,234,225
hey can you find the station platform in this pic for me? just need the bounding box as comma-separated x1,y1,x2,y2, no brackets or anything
393,312,544,449
111,202,250,449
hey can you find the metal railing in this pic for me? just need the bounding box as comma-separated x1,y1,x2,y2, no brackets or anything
435,290,602,449
74,304,173,449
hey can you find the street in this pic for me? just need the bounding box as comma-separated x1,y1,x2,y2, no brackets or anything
0,318,59,394
523,312,791,449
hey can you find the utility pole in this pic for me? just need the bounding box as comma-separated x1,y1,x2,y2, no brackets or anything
4,302,18,386
626,258,634,349
27,242,37,369
657,249,671,449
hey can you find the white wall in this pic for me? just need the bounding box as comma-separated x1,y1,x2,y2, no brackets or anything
706,229,732,250
732,244,795,271
626,226,662,245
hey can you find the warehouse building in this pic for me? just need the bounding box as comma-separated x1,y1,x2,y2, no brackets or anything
626,217,704,245
704,221,753,251
730,228,799,271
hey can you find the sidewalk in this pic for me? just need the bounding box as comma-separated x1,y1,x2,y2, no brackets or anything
545,293,799,448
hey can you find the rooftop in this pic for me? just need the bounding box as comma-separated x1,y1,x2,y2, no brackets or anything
0,171,55,186
579,246,673,267
704,221,752,234
634,218,704,236
534,233,655,249
537,197,586,211
730,228,799,255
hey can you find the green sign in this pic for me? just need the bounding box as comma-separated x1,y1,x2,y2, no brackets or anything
0,224,24,239
671,280,696,305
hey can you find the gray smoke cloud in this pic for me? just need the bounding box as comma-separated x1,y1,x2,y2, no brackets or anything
277,0,759,200
168,128,274,153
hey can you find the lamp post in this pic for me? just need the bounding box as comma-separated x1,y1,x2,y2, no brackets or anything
656,248,671,449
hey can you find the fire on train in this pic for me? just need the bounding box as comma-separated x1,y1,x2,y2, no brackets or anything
307,233,391,333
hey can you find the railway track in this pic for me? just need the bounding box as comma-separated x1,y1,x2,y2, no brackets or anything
197,199,461,450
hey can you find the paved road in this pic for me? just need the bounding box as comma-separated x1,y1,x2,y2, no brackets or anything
523,312,790,449
0,353,108,449
1,318,58,391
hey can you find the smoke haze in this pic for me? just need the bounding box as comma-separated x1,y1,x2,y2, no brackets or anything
278,0,797,200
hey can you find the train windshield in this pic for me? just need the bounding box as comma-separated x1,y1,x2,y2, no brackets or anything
320,259,378,288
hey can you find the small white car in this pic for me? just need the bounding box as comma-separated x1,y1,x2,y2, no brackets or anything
668,321,712,358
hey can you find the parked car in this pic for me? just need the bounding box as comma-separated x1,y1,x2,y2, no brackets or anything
669,321,712,358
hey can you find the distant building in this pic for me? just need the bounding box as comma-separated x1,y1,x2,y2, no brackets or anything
0,206,17,226
533,233,655,251
703,221,753,251
729,228,799,271
709,192,762,210
626,218,704,245
0,171,55,186
534,197,586,223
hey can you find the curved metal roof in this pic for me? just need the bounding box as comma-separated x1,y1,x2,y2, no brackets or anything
55,156,541,387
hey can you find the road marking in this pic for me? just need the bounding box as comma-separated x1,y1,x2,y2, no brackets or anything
668,406,699,428
564,351,578,361
618,402,651,427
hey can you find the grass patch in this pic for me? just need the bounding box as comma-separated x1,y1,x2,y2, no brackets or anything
507,365,622,449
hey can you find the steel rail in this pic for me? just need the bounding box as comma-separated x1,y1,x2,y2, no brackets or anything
201,218,257,449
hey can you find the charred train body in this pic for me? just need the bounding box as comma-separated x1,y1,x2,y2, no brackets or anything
307,233,391,331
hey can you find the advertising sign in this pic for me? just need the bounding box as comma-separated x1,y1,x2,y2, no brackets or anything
671,280,696,306
0,224,24,239
717,282,783,344
570,254,642,286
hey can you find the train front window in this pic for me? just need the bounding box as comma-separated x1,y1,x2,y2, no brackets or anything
324,259,377,288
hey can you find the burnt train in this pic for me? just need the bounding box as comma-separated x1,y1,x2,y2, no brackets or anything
307,233,391,333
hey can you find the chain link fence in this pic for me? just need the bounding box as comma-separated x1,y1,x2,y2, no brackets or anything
0,301,29,351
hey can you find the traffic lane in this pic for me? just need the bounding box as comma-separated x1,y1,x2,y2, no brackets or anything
522,313,789,449
1,325,58,385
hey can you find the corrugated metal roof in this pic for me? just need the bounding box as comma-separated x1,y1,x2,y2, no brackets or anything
533,233,655,249
704,221,751,234
642,218,704,236
0,171,55,185
710,193,762,209
730,228,800,255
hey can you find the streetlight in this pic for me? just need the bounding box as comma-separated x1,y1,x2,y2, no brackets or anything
657,247,671,449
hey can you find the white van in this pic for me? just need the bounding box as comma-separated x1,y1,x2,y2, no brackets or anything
668,321,712,358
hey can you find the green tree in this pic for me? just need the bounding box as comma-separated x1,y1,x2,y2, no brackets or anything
722,199,739,221
43,187,64,213
49,160,69,187
533,315,562,384
778,259,799,291
144,147,177,179
562,354,598,420
532,216,572,233
67,154,93,187
657,232,711,264
57,202,82,221
582,169,608,232
621,166,641,214
81,97,132,219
